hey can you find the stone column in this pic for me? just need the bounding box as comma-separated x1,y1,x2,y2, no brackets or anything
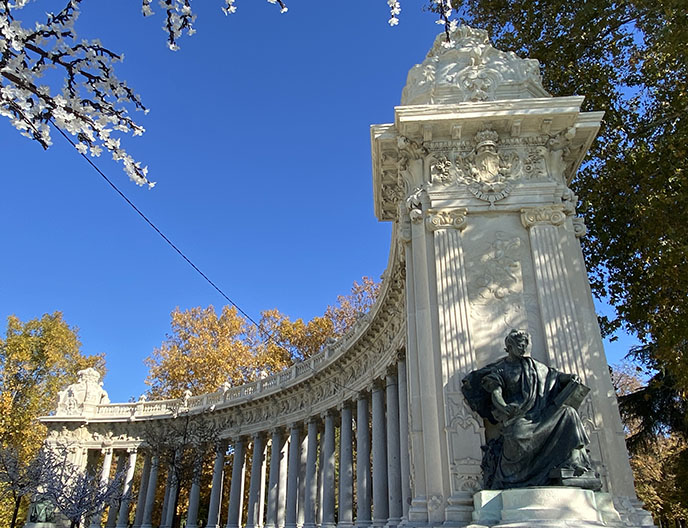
163,459,180,528
386,371,402,528
356,393,371,528
139,454,160,528
266,430,286,528
278,429,289,528
321,412,336,528
303,418,319,528
397,357,411,519
132,453,152,528
186,480,202,528
285,425,300,528
227,437,247,528
159,466,174,528
297,426,308,528
106,452,126,528
521,206,637,497
372,381,389,528
316,425,325,526
246,433,266,528
116,449,138,528
207,441,228,528
89,448,114,528
186,451,204,528
339,402,354,528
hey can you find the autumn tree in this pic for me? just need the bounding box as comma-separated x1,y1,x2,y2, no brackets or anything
612,361,688,526
145,276,381,398
0,312,104,527
144,306,259,399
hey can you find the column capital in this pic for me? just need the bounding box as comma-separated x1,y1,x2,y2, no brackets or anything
425,207,468,232
520,205,567,229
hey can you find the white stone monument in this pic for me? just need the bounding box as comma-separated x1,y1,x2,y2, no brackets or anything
371,25,654,528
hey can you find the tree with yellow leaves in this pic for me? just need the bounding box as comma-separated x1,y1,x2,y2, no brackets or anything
0,312,104,528
145,276,381,398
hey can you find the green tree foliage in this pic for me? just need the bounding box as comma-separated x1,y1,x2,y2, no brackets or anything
445,0,688,391
0,312,104,527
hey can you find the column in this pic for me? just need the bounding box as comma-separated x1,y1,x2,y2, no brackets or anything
397,358,411,519
89,448,114,528
139,454,160,528
356,394,371,528
386,372,402,527
303,418,319,528
116,449,138,528
316,427,325,526
246,433,266,528
277,429,289,528
339,402,354,528
159,466,174,528
321,412,336,528
297,427,308,528
106,452,126,528
132,453,152,528
430,208,480,522
163,458,179,528
372,382,388,528
207,441,228,528
186,454,203,528
227,438,247,528
266,430,285,528
285,425,300,528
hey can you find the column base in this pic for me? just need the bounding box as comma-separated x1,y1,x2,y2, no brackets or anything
468,487,633,528
354,520,372,528
385,517,402,528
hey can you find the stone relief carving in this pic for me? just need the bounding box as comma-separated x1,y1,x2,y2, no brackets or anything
401,25,549,105
456,129,520,208
468,232,529,338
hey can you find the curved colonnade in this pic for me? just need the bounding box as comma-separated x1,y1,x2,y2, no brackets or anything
43,233,411,528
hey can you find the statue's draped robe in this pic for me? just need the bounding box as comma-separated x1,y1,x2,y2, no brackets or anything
462,356,590,488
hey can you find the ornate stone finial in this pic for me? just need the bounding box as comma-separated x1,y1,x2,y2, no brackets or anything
401,25,550,105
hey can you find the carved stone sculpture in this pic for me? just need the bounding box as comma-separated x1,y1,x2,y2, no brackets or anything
461,329,601,491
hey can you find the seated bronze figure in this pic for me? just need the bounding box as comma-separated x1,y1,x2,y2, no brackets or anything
461,329,601,490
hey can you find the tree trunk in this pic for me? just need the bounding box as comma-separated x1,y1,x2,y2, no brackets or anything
10,496,21,528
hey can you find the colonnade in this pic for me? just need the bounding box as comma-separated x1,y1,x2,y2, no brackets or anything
88,359,409,528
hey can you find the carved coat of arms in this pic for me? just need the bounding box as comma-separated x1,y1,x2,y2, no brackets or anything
430,128,520,209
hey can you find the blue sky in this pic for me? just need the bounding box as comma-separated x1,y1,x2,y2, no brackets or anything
0,0,638,403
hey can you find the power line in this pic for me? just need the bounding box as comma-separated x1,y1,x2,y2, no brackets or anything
50,121,263,331
51,122,374,394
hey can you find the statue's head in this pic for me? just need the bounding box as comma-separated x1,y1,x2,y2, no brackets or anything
504,329,529,358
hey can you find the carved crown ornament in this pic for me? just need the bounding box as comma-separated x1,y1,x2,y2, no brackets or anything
401,25,549,105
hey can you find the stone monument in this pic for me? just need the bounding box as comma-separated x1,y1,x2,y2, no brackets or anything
371,25,655,527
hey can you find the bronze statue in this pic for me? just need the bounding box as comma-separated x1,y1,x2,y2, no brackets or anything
461,329,601,490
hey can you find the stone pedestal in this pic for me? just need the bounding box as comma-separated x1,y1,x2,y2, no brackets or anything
469,488,623,528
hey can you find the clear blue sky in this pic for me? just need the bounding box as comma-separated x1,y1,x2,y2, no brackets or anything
0,1,638,403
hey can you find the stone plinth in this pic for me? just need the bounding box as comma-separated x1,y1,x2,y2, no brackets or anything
470,488,623,527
